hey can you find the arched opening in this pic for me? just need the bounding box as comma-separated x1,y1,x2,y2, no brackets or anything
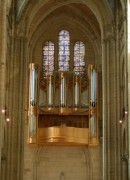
13,1,113,180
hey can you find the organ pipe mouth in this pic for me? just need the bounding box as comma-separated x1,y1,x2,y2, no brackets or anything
29,63,38,69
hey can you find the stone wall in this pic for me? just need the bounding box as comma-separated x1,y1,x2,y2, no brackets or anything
23,146,102,180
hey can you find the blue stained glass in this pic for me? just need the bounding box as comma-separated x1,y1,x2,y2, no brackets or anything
59,30,70,40
43,41,54,76
74,41,85,74
58,30,70,71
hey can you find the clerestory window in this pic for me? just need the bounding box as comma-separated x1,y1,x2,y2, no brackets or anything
42,41,54,77
74,41,85,75
58,30,70,71
42,30,85,76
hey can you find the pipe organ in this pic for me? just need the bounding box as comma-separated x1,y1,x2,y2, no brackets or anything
27,63,98,146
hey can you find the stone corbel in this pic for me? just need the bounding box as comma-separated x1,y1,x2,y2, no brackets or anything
1,152,7,162
121,152,129,162
103,23,115,41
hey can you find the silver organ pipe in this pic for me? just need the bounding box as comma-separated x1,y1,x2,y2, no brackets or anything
74,75,79,107
30,65,38,106
90,68,97,107
90,115,97,138
48,76,53,107
28,63,38,144
60,72,66,107
29,113,37,138
88,64,98,145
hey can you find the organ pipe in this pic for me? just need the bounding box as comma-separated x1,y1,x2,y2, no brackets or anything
29,112,37,142
90,114,97,138
90,67,97,107
28,63,38,144
74,75,80,107
60,72,67,107
48,75,53,107
29,64,38,106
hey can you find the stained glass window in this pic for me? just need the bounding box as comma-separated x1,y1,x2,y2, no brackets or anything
58,30,70,71
43,41,54,76
74,41,85,75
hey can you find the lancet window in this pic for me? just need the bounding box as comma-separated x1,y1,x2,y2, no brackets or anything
42,30,85,74
74,41,85,75
58,30,70,71
42,41,54,77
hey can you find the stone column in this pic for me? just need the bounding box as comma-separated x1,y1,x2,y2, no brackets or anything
0,0,7,178
102,25,121,180
122,161,128,180
127,2,130,179
5,34,27,180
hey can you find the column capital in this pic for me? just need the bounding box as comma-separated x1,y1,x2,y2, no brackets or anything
10,33,27,41
102,23,115,42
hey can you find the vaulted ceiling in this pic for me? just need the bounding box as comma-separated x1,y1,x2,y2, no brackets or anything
16,0,112,37
15,0,113,65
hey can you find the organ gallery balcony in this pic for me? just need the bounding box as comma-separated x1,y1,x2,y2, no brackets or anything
27,63,98,146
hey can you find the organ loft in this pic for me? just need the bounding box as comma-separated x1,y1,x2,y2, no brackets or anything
28,63,98,146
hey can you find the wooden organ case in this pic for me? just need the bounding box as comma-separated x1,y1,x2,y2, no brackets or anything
27,63,98,146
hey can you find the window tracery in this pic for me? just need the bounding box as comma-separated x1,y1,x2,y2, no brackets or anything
74,41,85,75
42,41,54,77
42,30,86,75
58,30,70,71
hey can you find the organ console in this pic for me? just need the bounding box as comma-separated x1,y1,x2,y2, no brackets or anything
27,63,98,146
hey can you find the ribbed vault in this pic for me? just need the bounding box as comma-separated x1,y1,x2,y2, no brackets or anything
15,0,113,67
16,0,113,38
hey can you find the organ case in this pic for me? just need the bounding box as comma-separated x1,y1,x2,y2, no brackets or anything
27,63,98,146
